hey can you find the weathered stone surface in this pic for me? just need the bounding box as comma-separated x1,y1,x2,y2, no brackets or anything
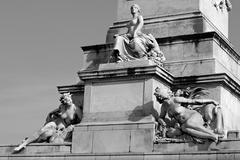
0,152,239,160
220,87,240,131
164,59,215,77
0,143,71,155
216,153,235,160
179,153,216,160
72,130,93,153
107,15,215,43
145,154,179,160
116,0,198,22
72,122,155,154
154,142,186,153
90,80,144,113
130,129,154,152
154,139,240,153
110,154,144,160
66,155,95,160
92,130,131,153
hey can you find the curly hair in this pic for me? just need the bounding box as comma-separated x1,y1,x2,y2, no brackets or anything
59,92,72,104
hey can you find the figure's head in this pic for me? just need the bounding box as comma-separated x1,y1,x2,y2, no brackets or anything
154,87,172,103
59,92,72,105
130,4,141,14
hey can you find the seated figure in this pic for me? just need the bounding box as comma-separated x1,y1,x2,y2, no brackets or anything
154,87,223,142
110,4,165,65
13,93,82,152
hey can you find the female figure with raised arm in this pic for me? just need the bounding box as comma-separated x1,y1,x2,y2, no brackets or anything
110,4,165,64
154,87,224,142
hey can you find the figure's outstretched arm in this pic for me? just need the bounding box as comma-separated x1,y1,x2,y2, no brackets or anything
174,97,219,106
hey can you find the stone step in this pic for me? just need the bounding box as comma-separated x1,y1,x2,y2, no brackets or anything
1,151,240,160
0,143,71,155
154,138,240,153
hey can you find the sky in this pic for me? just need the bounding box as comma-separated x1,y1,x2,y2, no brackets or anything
0,0,239,145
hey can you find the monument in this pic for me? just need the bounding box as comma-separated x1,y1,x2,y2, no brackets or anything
1,0,240,159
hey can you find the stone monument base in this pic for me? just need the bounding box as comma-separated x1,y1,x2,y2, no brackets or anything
1,139,240,160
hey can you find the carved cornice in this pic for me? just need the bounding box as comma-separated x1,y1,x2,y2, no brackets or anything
78,64,174,85
81,43,113,52
173,73,240,97
57,83,84,94
77,67,240,98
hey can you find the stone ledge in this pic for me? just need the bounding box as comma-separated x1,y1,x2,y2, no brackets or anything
0,143,71,155
57,83,84,94
2,150,240,160
78,60,173,85
154,139,240,153
75,121,154,131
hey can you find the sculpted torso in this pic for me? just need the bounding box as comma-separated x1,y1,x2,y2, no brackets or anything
161,99,192,124
127,15,143,37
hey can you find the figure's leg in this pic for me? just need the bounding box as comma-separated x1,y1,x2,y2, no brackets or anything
182,124,217,142
182,113,218,142
14,122,57,152
214,107,224,134
13,131,40,152
111,35,129,62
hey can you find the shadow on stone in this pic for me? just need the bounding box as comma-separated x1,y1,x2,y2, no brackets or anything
128,101,159,122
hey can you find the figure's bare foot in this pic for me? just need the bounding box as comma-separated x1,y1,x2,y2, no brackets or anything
13,143,26,152
13,138,28,153
213,135,219,143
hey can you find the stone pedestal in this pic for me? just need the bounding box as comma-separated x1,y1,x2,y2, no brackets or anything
72,60,173,153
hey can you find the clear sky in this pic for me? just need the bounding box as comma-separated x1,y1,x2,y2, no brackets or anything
0,0,239,145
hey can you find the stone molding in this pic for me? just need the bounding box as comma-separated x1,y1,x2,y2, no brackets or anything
78,65,240,99
174,73,240,98
78,63,174,85
57,83,84,94
82,31,239,63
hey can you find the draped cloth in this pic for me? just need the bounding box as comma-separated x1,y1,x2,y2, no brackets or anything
112,33,165,63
